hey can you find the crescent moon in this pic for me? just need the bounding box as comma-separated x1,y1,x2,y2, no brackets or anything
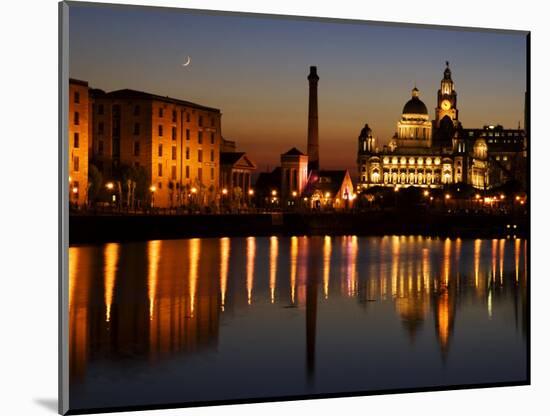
182,56,191,67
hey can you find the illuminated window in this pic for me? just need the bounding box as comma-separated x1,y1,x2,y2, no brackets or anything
434,158,441,165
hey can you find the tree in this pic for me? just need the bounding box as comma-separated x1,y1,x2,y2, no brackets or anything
87,164,103,206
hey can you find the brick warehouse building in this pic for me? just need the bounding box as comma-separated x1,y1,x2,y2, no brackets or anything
68,79,90,207
89,88,223,208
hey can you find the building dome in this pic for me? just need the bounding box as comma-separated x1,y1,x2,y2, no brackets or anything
402,87,428,115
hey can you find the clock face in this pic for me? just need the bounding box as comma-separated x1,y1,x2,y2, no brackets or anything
441,99,451,111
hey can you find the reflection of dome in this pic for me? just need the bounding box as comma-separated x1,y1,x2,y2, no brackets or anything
402,87,428,115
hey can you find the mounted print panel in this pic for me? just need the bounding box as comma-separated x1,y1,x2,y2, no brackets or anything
59,1,529,414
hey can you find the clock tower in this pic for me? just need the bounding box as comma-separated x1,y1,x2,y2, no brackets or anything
435,61,459,128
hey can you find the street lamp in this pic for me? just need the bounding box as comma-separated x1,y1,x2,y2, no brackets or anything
292,191,297,197
106,182,114,190
271,190,277,197
423,190,429,197
445,194,451,200
248,189,254,196
222,188,228,195
149,185,156,208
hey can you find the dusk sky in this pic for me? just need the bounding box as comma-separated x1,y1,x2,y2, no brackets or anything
69,3,527,173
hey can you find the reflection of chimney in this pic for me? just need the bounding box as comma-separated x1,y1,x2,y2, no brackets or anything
306,237,320,384
307,66,319,172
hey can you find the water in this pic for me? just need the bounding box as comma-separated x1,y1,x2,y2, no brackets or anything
68,235,528,411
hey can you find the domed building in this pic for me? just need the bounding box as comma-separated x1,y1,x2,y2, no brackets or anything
357,62,526,191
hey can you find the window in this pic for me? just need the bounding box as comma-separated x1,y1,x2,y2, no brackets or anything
172,127,176,140
198,168,202,181
185,166,190,179
73,156,80,172
171,165,177,180
186,129,190,140
198,116,203,127
158,163,163,177
159,108,164,117
74,91,80,103
98,122,104,135
198,149,203,162
210,132,215,144
98,104,104,115
158,144,163,157
210,149,214,162
134,105,140,116
172,146,176,160
158,182,162,189
134,141,140,156
158,125,163,136
211,167,214,180
134,123,140,135
198,131,203,144
98,141,104,155
186,112,190,122
74,112,79,125
73,132,79,148
172,110,177,122
211,117,215,127
186,147,190,160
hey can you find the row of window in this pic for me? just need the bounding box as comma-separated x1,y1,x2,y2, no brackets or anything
93,103,217,128
157,108,216,127
156,165,215,181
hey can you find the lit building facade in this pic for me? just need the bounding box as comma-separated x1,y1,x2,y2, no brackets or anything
69,79,90,207
280,147,309,202
357,63,527,191
90,89,222,208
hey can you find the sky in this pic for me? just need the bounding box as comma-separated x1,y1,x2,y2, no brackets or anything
69,3,527,173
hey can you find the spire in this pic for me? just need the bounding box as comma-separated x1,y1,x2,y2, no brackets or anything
412,86,420,97
444,61,452,80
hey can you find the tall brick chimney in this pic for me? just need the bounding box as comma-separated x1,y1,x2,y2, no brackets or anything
307,66,319,172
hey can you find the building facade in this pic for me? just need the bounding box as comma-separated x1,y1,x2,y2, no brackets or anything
357,63,526,192
90,89,222,208
69,79,90,207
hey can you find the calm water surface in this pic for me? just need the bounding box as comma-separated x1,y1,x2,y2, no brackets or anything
69,235,528,411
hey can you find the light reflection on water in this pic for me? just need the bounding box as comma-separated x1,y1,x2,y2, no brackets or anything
68,235,528,411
